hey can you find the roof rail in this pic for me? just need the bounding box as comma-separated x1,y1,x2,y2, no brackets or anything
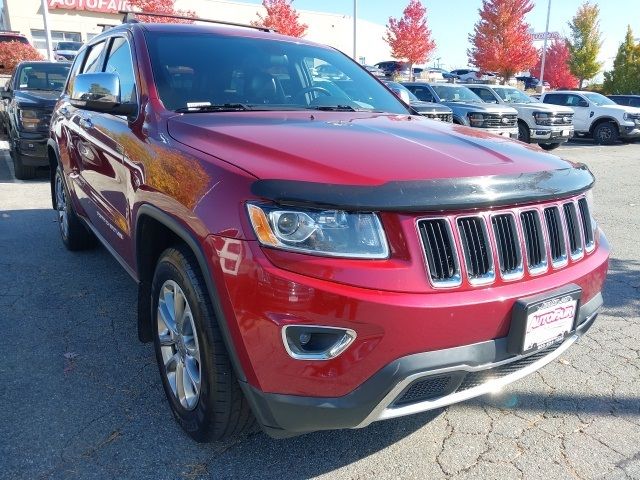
118,11,276,33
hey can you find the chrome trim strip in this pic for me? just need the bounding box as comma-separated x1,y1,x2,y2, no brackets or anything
281,325,357,361
520,208,549,276
563,201,585,262
456,215,495,286
416,217,462,288
356,332,579,428
543,206,569,269
490,212,524,281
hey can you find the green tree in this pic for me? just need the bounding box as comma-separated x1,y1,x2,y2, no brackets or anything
603,25,640,94
566,1,603,89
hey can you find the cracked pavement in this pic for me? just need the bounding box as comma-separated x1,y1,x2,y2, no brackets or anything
0,139,638,480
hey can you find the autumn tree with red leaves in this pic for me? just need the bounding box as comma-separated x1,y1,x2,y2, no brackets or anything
531,39,579,89
0,42,43,74
468,0,537,83
127,0,195,23
252,0,307,38
384,0,436,80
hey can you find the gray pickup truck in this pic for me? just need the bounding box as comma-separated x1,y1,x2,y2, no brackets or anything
466,84,574,151
403,83,518,139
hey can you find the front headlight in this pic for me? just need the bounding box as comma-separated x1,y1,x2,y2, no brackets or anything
19,109,44,130
533,112,551,126
467,112,486,127
247,203,389,258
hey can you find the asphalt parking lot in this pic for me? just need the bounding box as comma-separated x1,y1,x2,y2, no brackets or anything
1,139,639,480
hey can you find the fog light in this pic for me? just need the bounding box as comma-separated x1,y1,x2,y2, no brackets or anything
282,325,357,360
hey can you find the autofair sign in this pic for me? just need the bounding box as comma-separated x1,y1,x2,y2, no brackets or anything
48,0,132,14
531,32,561,41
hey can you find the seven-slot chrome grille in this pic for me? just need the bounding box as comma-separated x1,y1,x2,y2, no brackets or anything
417,194,595,287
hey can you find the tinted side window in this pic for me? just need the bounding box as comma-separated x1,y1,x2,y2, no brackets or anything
544,93,566,106
65,49,87,95
410,86,435,102
630,98,640,107
104,37,137,104
472,88,497,103
566,94,587,107
82,41,106,73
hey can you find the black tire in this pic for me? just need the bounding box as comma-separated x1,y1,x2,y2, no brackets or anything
54,167,95,250
539,143,561,151
151,246,255,442
517,121,530,143
11,149,36,180
593,122,619,145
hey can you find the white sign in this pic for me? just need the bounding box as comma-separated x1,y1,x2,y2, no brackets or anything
532,32,561,41
523,295,576,352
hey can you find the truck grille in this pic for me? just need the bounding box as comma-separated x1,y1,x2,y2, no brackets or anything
549,113,574,126
424,112,453,123
484,113,517,128
417,194,594,287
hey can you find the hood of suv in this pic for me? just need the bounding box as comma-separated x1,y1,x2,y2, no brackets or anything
440,102,518,115
512,103,574,115
168,111,574,185
410,101,452,114
14,89,60,108
599,104,640,115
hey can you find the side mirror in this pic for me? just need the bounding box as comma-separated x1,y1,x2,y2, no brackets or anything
70,72,136,116
1,86,11,99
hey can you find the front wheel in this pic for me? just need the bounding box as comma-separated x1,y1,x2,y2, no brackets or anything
539,143,561,151
151,246,255,442
54,167,95,250
593,122,619,145
517,122,530,143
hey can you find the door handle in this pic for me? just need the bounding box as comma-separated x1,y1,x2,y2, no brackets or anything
79,117,93,129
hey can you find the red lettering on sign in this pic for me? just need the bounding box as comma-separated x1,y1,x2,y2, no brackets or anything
48,0,132,14
530,305,575,330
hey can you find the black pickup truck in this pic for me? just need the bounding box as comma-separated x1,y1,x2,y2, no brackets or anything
1,61,69,179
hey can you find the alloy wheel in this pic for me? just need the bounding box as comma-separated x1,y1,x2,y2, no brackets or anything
157,280,202,411
55,173,69,239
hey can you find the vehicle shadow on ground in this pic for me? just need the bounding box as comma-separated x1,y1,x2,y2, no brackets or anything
602,257,640,316
2,208,638,480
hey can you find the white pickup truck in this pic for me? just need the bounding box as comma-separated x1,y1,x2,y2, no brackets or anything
466,84,574,151
541,90,640,145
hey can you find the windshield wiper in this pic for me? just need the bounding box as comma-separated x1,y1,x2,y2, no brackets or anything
306,104,358,112
175,103,252,113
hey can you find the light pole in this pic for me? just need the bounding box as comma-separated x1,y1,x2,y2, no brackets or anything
539,0,552,90
353,0,357,61
41,0,54,61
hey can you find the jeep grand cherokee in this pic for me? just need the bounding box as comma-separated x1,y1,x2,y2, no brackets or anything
48,20,609,441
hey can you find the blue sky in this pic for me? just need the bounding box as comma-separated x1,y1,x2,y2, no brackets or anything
235,0,640,72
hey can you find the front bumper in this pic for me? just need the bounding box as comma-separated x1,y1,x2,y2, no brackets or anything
13,132,48,166
530,125,574,143
245,293,602,438
483,127,518,139
620,124,640,139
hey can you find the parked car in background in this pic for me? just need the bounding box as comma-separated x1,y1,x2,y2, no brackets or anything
50,20,608,442
516,76,549,90
449,69,496,83
0,30,30,46
384,81,453,122
466,84,574,150
54,41,83,62
364,65,385,78
374,61,422,79
542,90,640,144
608,94,640,108
403,82,518,138
1,61,69,178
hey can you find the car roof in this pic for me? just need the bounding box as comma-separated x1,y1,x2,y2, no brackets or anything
609,94,639,97
17,61,69,67
95,22,329,49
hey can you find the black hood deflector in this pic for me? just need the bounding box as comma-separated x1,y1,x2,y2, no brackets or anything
251,165,594,212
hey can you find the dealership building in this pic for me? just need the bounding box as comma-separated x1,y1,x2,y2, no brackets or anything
0,0,392,65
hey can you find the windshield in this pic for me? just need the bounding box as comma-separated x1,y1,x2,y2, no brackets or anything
17,64,70,91
56,41,83,51
494,87,539,104
431,85,483,103
583,92,616,106
145,32,410,114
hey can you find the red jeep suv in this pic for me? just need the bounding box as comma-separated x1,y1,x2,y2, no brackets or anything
48,20,609,441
